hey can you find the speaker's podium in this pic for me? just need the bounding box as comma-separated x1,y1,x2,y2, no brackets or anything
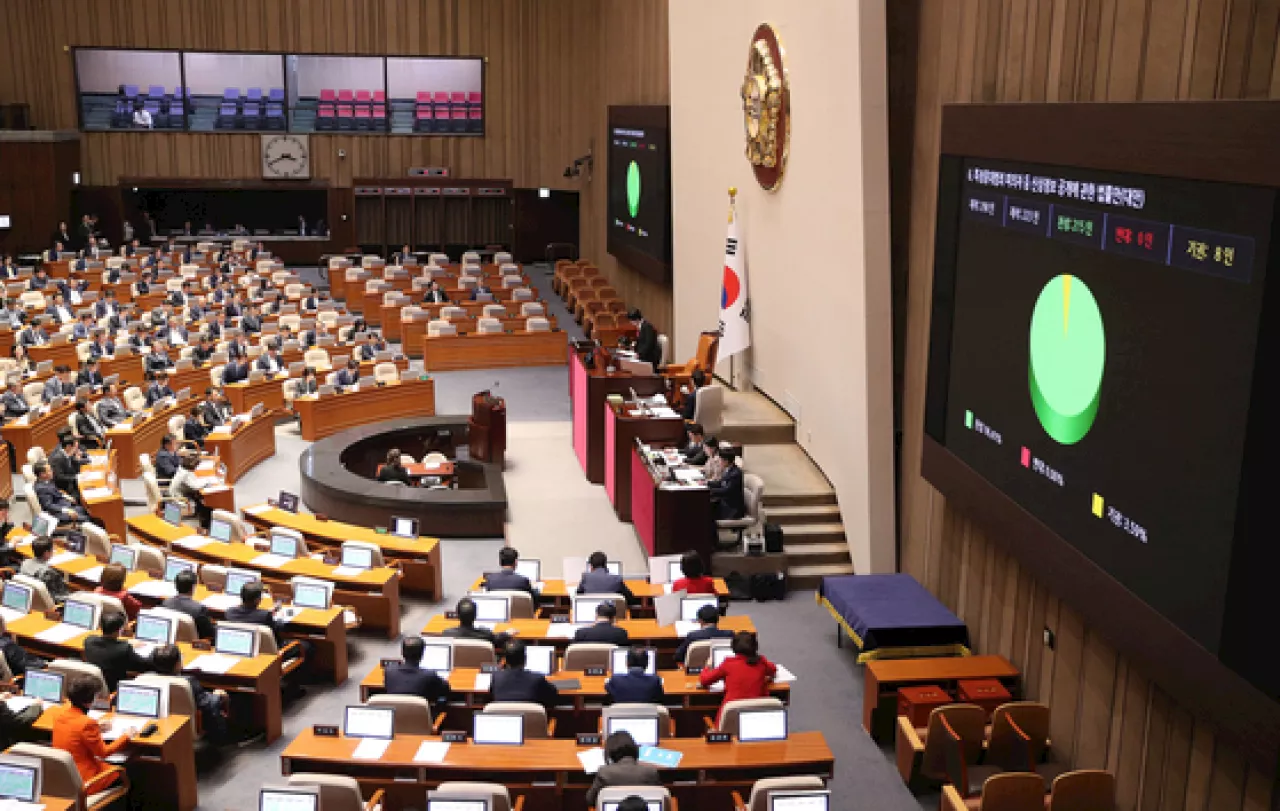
469,390,507,464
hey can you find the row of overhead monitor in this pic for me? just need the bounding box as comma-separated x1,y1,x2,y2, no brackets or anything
506,553,691,586
258,789,830,811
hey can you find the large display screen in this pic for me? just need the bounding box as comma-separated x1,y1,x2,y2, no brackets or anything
606,106,672,284
926,154,1277,694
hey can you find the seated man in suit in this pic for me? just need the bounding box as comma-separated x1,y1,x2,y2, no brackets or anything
17,318,48,348
168,281,191,308
77,359,105,390
145,370,175,406
49,435,86,494
482,547,539,599
45,293,75,325
628,309,661,368
384,637,451,705
357,332,387,362
674,604,734,664
469,281,494,301
160,570,215,639
442,597,511,653
1,379,30,421
191,336,214,366
153,435,181,482
585,731,663,808
18,537,70,603
201,388,233,427
576,551,636,604
574,601,629,645
93,290,120,321
605,647,665,704
240,303,263,335
83,610,153,692
708,449,746,520
295,367,320,396
149,644,227,742
71,312,95,341
183,405,209,447
422,280,449,304
489,640,559,712
145,342,174,374
256,345,285,375
681,370,708,421
42,366,76,404
221,358,251,386
73,400,106,449
27,266,52,291
682,423,708,466
334,359,361,388
225,581,307,663
95,383,129,428
86,331,116,361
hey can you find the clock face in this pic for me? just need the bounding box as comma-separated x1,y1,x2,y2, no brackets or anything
262,134,311,179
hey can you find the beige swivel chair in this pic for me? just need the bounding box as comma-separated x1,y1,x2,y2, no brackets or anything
130,544,166,577
682,639,731,670
219,622,304,676
8,743,130,811
692,383,725,433
481,702,554,738
717,473,765,547
210,509,248,542
286,774,385,811
199,564,228,592
562,643,616,672
142,606,199,643
123,386,147,412
429,783,516,811
374,362,399,384
450,638,497,669
135,673,200,734
73,593,125,618
13,574,56,613
367,695,439,735
734,776,827,811
597,787,671,810
267,527,307,558
80,523,113,560
46,660,108,699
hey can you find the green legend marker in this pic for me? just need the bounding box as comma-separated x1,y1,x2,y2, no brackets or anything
965,410,974,429
1029,274,1105,445
626,160,641,218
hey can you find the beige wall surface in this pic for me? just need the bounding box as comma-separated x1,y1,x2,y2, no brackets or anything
668,0,895,572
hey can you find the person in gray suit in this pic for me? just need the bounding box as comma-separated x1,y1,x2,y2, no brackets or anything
41,366,75,404
576,551,636,604
482,547,539,599
1,379,29,421
584,731,663,807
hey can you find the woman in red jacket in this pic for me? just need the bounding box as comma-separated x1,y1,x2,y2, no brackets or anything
698,631,777,724
671,551,717,595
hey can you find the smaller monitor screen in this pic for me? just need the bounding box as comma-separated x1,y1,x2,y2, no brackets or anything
605,714,660,747
259,788,319,811
164,557,197,582
769,791,832,811
116,682,163,718
737,708,788,742
109,544,138,571
135,613,175,644
572,598,606,625
426,799,488,811
514,559,540,582
601,801,661,811
162,501,183,526
605,561,622,577
270,533,299,558
225,569,260,598
1,583,32,615
472,713,523,745
610,647,656,676
209,517,233,542
469,595,509,623
342,546,373,569
343,705,394,739
292,581,331,610
277,492,299,512
525,645,556,676
216,625,257,657
0,760,39,803
418,641,452,673
24,670,64,703
710,645,733,669
668,560,683,583
390,516,418,538
62,598,98,630
680,596,718,623
31,512,57,538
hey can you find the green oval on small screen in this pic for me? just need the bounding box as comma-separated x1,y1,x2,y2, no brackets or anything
627,160,641,218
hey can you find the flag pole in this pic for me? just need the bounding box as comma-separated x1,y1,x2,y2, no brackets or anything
727,186,737,391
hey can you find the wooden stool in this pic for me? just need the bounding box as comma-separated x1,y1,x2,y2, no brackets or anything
957,678,1013,715
897,684,951,729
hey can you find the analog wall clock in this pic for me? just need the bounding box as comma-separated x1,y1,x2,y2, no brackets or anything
261,134,311,179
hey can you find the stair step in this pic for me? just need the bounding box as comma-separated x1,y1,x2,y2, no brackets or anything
762,491,838,508
776,522,847,544
765,504,843,525
783,542,850,567
786,562,856,590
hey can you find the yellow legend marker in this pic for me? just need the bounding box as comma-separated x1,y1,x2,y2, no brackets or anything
1092,493,1104,517
1062,275,1072,335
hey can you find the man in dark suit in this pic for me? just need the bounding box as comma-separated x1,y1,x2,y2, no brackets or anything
682,423,708,466
489,641,559,711
442,597,510,653
585,731,663,808
422,280,449,304
221,358,250,386
240,304,263,335
681,370,708,421
605,648,665,704
83,610,153,691
96,383,129,428
51,222,73,251
77,360,105,391
709,449,746,520
154,435,181,482
384,637,451,704
191,336,214,366
201,389,232,427
577,552,636,603
574,602,630,645
183,405,209,447
18,319,48,348
482,547,539,599
0,380,29,421
73,401,105,449
255,346,284,375
146,370,175,406
161,570,215,639
86,332,115,360
49,435,84,495
335,359,360,388
628,309,661,368
674,604,734,664
225,582,290,653
469,282,493,301
357,332,386,362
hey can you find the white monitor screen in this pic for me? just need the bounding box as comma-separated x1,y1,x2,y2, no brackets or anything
514,559,540,582
605,715,660,747
525,645,556,675
572,597,606,625
601,802,661,811
472,713,523,745
109,544,138,571
737,708,788,742
769,791,832,811
135,613,175,644
681,596,718,623
426,799,488,811
162,501,183,526
418,641,452,673
668,560,684,583
710,645,734,669
292,581,331,610
341,546,373,569
0,216,11,230
390,516,418,538
116,682,162,718
277,492,299,512
469,595,509,623
225,569,260,598
343,705,394,739
1,583,32,614
605,561,622,577
216,625,257,657
610,648,656,676
0,761,39,803
62,598,99,630
209,518,233,542
24,670,63,702
270,533,299,558
164,557,197,582
259,788,319,811
31,512,57,538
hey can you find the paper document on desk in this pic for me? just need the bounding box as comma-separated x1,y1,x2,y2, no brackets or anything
101,717,148,741
129,580,176,599
773,664,797,684
0,799,46,811
174,535,213,550
0,608,24,625
201,594,240,611
79,565,105,583
331,565,365,578
251,553,293,568
189,653,239,674
81,487,115,500
48,551,80,566
3,696,41,714
650,407,680,419
243,504,272,516
673,468,703,484
471,673,492,692
413,741,451,763
674,621,701,638
577,747,606,774
210,425,232,436
131,642,157,658
36,624,86,644
352,738,391,760
544,623,576,639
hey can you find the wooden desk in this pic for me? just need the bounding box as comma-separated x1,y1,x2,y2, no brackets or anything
862,655,1020,741
79,449,128,541
240,504,443,599
128,513,403,638
466,577,729,610
222,374,289,415
605,401,687,522
9,612,284,743
1,400,77,463
31,707,198,811
631,445,715,559
569,346,667,484
28,342,79,370
205,411,278,484
0,442,10,501
98,353,147,386
421,329,566,372
280,729,834,811
106,396,192,478
294,378,436,441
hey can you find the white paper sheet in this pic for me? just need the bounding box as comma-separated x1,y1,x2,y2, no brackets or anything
78,565,105,583
130,642,157,658
472,673,493,692
35,624,87,644
544,623,576,639
674,621,700,638
413,741,451,763
210,425,233,435
331,566,365,578
250,553,293,568
243,504,271,515
129,580,176,599
174,535,213,550
47,551,80,566
0,798,44,811
773,664,797,684
200,594,239,610
650,407,680,418
3,696,41,714
0,608,24,625
577,747,606,774
189,653,239,674
352,738,391,760
80,487,114,500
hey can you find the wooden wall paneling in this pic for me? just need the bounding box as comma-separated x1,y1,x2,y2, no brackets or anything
1074,631,1118,769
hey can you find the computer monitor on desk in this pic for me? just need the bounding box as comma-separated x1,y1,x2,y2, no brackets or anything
472,713,523,745
390,516,418,538
468,595,510,625
604,714,660,747
0,756,42,803
31,512,57,539
164,556,197,582
291,578,332,610
24,670,64,703
341,545,373,570
681,595,718,622
259,787,319,811
571,597,607,625
216,624,259,658
738,708,789,742
768,790,831,811
224,568,260,598
524,645,556,675
418,640,452,674
425,793,489,811
62,597,100,631
109,544,138,571
514,558,541,582
343,705,394,739
209,516,234,542
135,611,177,645
1,582,33,616
116,681,166,718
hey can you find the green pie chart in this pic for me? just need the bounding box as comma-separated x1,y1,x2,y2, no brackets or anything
627,160,641,218
1029,274,1105,445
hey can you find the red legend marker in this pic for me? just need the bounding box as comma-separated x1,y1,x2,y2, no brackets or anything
1021,447,1031,467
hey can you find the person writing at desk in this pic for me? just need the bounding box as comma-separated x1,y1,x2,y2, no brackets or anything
605,648,665,704
378,449,412,485
385,637,451,705
574,601,629,645
577,551,636,604
483,547,539,599
627,309,661,368
95,563,141,621
489,640,559,712
585,731,663,808
52,675,132,791
708,449,746,521
698,631,776,724
170,453,211,528
672,551,717,595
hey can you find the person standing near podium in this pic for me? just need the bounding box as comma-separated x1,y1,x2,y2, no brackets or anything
627,309,661,368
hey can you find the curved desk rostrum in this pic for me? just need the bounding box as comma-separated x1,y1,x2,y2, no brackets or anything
299,417,506,538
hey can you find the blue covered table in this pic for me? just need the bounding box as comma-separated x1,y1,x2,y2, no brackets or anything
818,574,970,662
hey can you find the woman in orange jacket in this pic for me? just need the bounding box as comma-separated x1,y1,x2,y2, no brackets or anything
52,676,132,790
